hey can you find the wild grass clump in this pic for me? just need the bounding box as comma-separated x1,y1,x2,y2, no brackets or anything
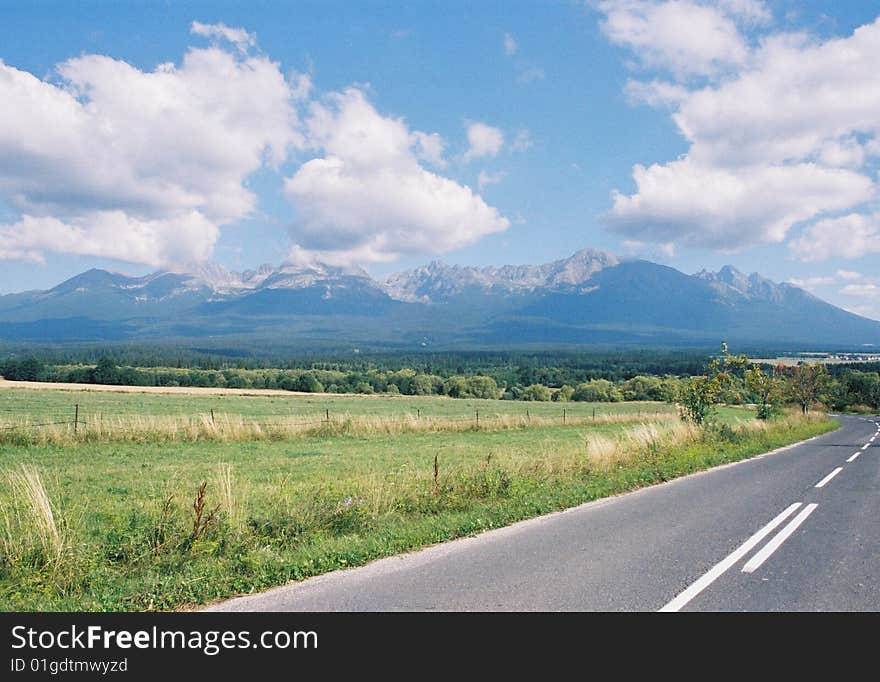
0,465,72,593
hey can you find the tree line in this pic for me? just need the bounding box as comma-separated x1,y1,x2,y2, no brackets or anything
2,352,878,412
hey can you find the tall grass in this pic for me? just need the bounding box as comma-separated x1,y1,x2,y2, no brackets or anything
0,410,676,446
1,465,64,567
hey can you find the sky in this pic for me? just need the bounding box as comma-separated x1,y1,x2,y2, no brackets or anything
0,0,878,319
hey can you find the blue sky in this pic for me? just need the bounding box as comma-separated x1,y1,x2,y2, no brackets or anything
0,1,878,318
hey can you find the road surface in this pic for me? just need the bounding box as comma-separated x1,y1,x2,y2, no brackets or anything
207,414,879,611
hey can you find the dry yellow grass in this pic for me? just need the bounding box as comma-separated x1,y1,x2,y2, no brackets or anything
0,409,677,445
0,378,319,397
2,464,64,563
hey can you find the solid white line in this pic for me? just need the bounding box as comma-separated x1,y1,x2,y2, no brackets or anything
815,467,843,488
658,503,802,612
847,452,861,463
741,504,818,573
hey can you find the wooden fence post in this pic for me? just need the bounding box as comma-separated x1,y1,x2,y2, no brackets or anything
74,404,79,433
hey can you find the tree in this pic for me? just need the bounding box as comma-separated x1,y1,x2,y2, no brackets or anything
786,363,829,414
745,364,783,419
294,372,325,393
91,356,121,385
467,375,500,399
522,384,551,401
677,343,748,425
552,385,574,402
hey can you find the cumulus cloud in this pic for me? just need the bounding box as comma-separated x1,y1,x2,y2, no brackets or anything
608,159,872,249
600,7,880,255
0,31,305,267
789,213,880,262
463,122,505,161
596,0,754,79
0,212,217,266
283,89,509,264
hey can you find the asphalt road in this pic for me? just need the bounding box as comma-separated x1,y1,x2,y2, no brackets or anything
207,414,879,612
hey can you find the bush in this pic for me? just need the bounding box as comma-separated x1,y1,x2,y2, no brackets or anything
522,384,551,401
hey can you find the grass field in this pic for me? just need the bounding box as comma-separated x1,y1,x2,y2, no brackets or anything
0,383,667,421
0,384,836,611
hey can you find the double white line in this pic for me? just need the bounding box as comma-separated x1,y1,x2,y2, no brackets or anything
661,424,877,612
659,502,817,612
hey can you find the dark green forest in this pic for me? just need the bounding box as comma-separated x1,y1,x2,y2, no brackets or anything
2,348,878,411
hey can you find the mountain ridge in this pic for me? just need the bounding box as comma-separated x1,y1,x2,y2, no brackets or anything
0,249,877,349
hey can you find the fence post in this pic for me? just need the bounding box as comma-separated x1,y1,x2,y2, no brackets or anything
325,408,330,424
563,408,566,425
417,408,421,419
210,409,215,424
475,409,479,427
593,407,596,421
74,403,79,433
526,409,530,423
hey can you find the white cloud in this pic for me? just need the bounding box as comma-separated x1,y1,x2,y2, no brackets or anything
504,33,518,57
463,122,505,162
0,34,304,267
412,131,446,168
0,212,217,267
837,270,863,281
602,12,880,253
190,21,256,53
624,78,689,107
283,89,509,264
789,213,880,262
607,158,872,249
477,170,506,190
596,0,751,79
622,239,675,259
716,0,771,25
841,283,880,298
786,276,834,291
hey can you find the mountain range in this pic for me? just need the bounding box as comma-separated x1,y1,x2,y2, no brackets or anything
1,248,878,351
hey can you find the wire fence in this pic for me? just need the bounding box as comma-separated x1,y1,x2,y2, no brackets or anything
0,402,666,433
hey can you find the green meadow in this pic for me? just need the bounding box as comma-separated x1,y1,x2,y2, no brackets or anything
0,387,836,611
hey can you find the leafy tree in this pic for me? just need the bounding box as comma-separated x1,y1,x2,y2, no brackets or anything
552,385,574,402
522,384,551,401
572,379,622,402
443,376,471,398
411,374,440,395
91,356,122,385
785,363,829,414
745,364,783,419
677,343,748,425
294,372,325,393
467,375,500,399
